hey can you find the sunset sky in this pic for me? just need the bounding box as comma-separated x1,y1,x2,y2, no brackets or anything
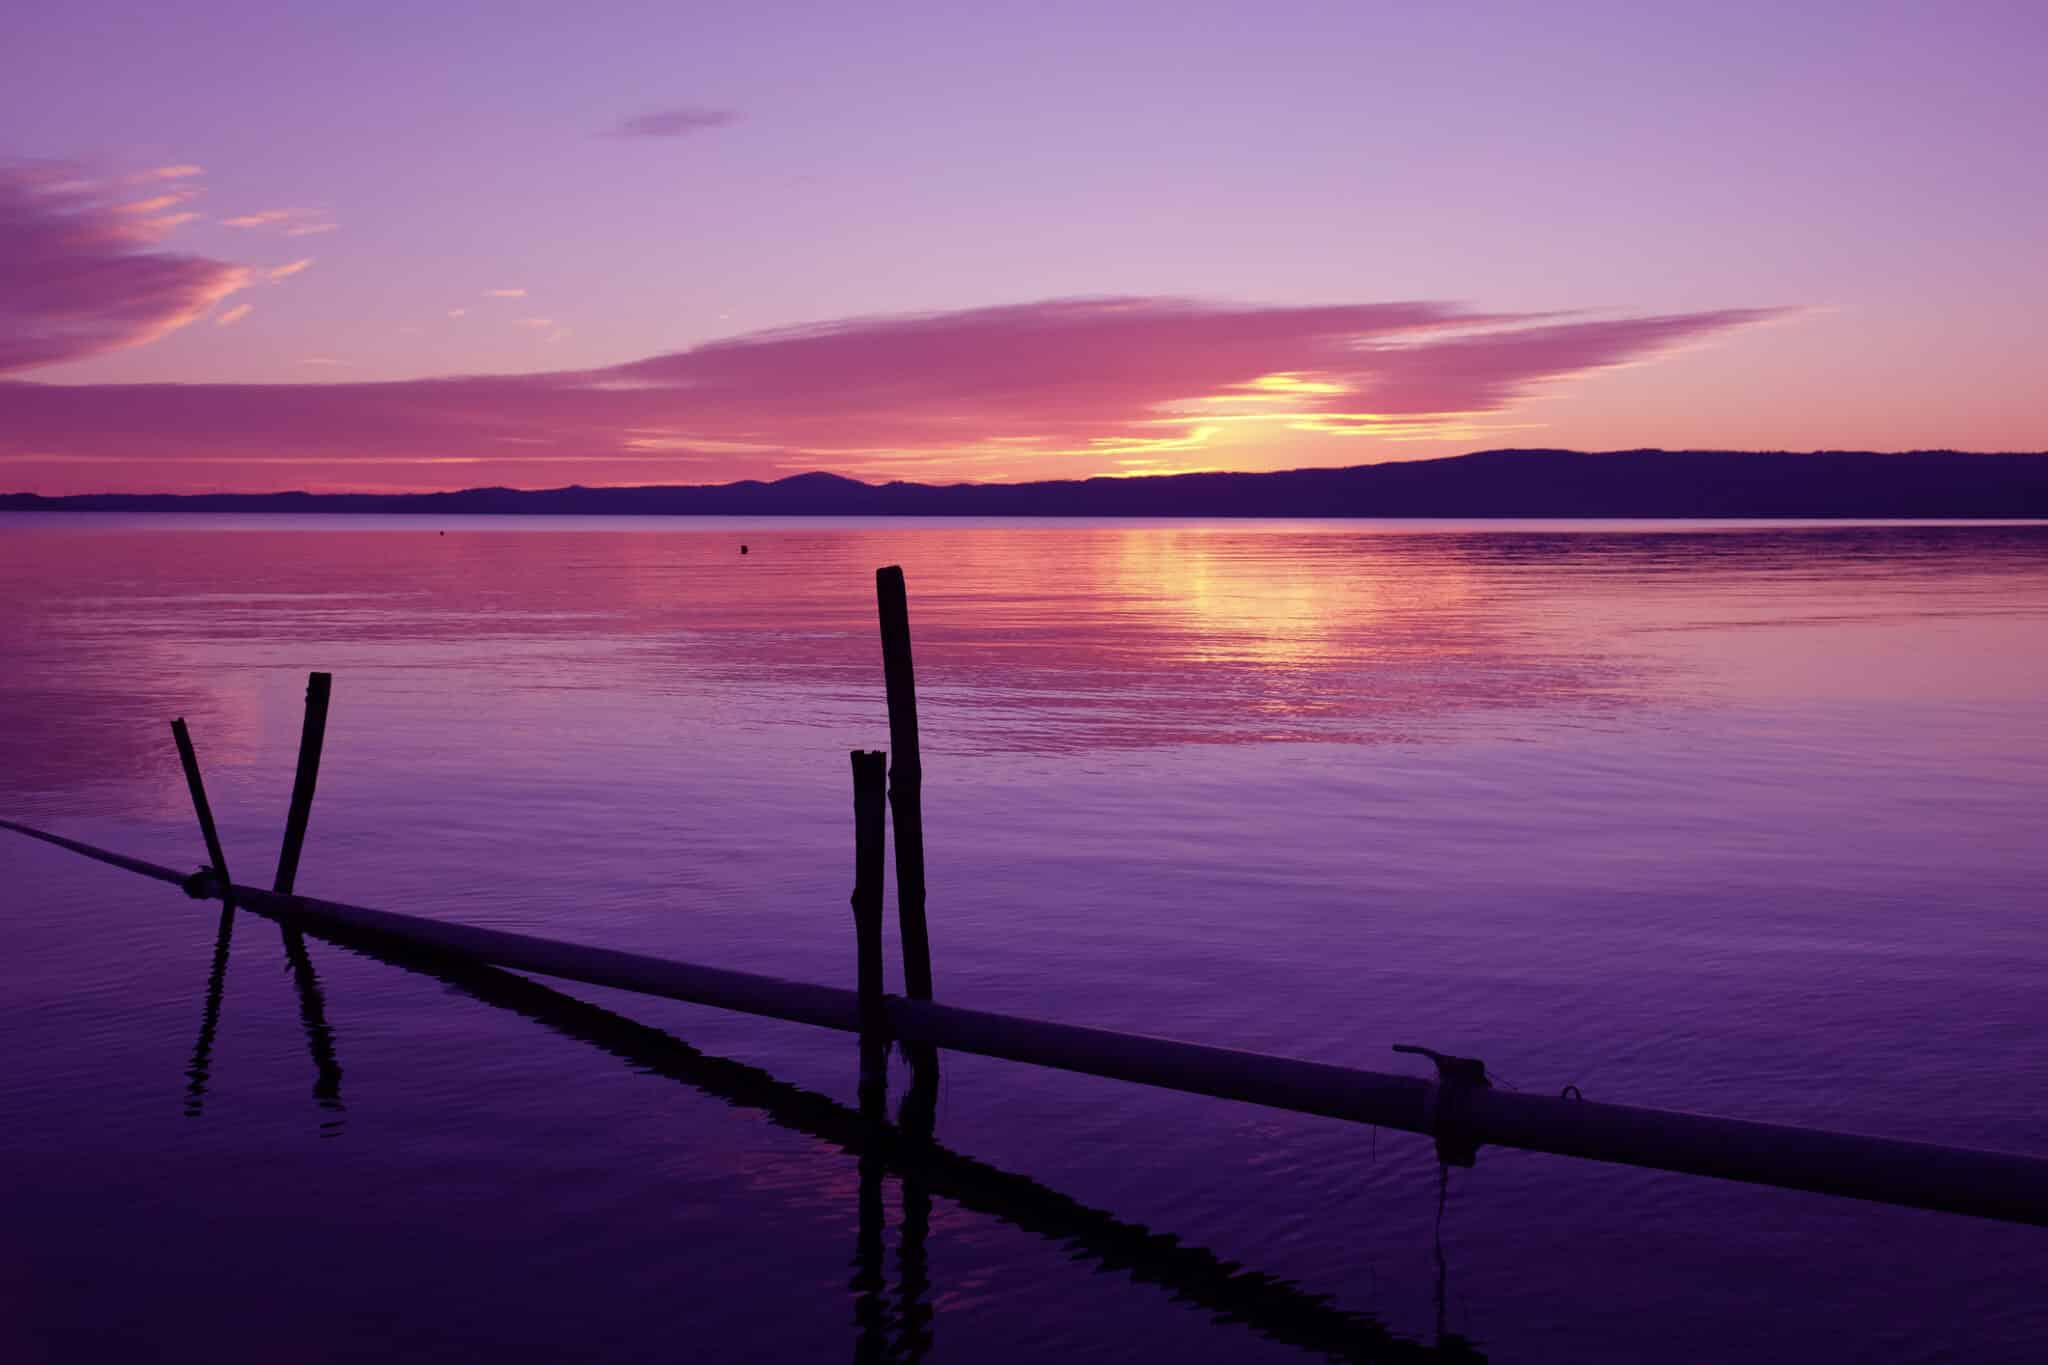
4,1,2043,494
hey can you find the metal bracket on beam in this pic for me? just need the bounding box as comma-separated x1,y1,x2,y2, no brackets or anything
1394,1043,1492,1168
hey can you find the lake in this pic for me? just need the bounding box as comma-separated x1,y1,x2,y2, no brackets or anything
1,514,2044,1363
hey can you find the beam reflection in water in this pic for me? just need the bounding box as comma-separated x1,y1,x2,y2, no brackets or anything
220,916,1478,1362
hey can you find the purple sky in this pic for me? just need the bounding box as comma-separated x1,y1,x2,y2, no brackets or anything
4,1,2043,492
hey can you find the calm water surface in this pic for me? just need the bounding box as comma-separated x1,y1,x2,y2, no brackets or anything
1,514,2045,1363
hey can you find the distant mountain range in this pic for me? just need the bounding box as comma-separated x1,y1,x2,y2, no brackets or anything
6,449,2048,518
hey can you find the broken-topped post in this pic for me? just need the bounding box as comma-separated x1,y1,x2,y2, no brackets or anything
849,749,889,1091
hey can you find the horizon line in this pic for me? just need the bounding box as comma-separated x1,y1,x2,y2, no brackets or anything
9,446,2048,503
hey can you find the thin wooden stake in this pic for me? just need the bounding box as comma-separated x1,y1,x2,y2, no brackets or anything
273,671,344,1114
273,671,331,897
170,718,232,908
876,567,934,998
850,749,889,1088
170,719,238,1115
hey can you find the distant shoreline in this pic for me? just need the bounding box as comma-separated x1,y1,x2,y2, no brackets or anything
7,448,2048,520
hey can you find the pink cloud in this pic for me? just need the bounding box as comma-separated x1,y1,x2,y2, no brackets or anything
222,207,337,235
0,162,250,375
608,106,739,138
0,296,1784,492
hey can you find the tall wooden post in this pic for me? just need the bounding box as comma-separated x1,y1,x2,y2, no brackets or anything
273,671,331,897
849,749,889,1090
273,672,344,1113
875,567,936,1078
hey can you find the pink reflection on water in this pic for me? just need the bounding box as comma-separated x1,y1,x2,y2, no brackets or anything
0,516,1695,812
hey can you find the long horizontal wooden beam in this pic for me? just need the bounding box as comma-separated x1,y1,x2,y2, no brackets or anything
6,817,2046,1228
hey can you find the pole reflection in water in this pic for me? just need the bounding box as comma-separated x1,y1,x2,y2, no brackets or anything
200,914,1479,1362
182,903,236,1117
853,1037,891,1363
852,1055,940,1364
896,1068,938,1362
278,924,345,1123
180,900,347,1126
273,670,345,1127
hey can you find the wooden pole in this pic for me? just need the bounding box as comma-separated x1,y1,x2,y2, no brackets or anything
850,750,889,1088
170,719,232,908
273,671,344,1113
273,671,331,897
875,567,933,1006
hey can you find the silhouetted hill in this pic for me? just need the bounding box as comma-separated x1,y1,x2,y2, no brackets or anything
6,449,2047,518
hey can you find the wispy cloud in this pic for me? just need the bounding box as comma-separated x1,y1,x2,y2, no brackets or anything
607,106,739,139
214,303,253,327
513,317,554,328
267,258,313,282
447,307,467,318
0,161,250,374
483,287,526,298
121,191,198,216
0,296,1787,490
132,164,205,182
222,206,337,235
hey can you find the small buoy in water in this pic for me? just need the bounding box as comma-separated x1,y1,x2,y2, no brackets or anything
740,544,749,555
439,530,445,536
